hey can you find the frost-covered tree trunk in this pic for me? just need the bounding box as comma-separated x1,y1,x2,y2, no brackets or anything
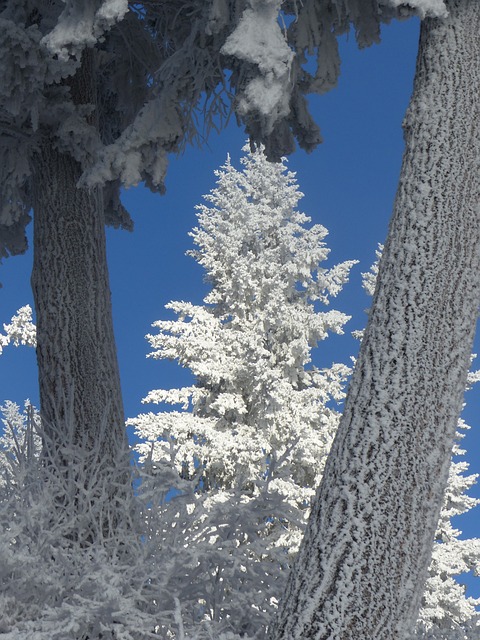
31,145,127,458
30,51,128,467
270,2,480,638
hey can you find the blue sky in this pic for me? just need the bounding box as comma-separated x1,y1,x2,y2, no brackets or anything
1,16,479,599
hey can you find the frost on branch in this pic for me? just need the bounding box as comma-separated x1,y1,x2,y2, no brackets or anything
0,401,41,487
130,145,356,637
221,0,294,149
386,0,448,19
42,0,129,59
0,305,36,355
0,402,166,639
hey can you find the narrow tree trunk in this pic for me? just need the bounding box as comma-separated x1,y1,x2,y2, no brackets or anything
30,51,130,531
270,2,480,638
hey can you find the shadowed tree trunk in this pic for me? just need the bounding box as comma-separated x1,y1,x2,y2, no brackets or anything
30,51,130,532
31,143,127,459
270,2,480,638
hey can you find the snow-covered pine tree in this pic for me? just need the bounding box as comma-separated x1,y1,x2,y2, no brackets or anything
0,400,41,486
0,0,389,551
417,421,480,638
0,2,448,475
130,145,356,638
0,305,36,355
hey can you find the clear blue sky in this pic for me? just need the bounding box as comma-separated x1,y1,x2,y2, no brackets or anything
1,16,479,599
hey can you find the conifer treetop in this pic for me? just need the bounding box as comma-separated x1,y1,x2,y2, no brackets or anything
129,144,355,635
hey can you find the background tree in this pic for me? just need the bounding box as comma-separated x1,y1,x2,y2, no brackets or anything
0,401,41,487
417,423,480,638
130,145,355,637
4,240,478,638
0,305,36,355
0,0,447,467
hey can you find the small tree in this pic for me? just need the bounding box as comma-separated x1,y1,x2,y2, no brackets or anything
417,420,480,637
0,305,36,354
0,401,41,486
130,145,356,637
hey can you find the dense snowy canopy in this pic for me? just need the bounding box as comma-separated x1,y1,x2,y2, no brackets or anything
0,0,447,263
0,305,36,354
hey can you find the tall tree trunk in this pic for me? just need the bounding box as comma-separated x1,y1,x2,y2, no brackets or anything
270,2,480,638
31,145,127,460
30,51,130,535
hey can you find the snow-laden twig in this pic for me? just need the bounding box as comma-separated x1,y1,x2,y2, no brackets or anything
0,305,36,355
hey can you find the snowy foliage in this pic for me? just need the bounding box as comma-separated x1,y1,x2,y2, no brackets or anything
0,401,41,487
41,0,130,59
361,244,383,298
0,402,169,640
0,305,36,354
387,0,447,18
130,145,356,637
0,0,448,263
412,418,480,637
221,0,294,140
361,248,480,638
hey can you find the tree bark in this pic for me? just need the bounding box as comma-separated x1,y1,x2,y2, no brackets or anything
30,51,129,496
270,2,480,638
31,145,128,459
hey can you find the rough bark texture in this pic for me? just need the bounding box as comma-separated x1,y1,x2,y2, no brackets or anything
270,2,480,638
31,146,127,458
30,51,129,469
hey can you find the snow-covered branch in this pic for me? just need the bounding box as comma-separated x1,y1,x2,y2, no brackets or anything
0,305,36,355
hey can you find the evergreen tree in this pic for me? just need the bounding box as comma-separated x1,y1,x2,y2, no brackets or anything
0,305,36,354
130,145,356,637
417,421,480,637
0,2,448,481
0,400,41,487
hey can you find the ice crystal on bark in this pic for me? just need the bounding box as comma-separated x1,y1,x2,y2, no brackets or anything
360,247,480,638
